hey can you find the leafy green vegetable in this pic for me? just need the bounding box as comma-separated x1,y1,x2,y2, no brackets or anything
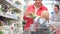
0,31,2,34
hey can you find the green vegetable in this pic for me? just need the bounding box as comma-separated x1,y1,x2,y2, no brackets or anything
31,13,36,17
0,31,2,34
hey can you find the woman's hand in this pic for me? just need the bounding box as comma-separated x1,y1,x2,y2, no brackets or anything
25,12,35,18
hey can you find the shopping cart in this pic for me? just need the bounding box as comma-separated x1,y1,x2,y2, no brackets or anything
21,24,51,34
21,22,60,34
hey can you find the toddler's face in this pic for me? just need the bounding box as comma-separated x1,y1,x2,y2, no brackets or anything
41,11,49,19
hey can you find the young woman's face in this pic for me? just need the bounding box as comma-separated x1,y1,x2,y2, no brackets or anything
34,0,42,6
54,6,59,12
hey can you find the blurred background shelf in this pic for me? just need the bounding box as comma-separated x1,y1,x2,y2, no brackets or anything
5,0,22,11
0,12,18,20
0,0,25,33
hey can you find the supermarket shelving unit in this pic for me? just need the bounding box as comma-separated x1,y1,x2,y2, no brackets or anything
0,0,26,34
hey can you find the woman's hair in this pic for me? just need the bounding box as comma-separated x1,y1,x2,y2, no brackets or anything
54,5,59,9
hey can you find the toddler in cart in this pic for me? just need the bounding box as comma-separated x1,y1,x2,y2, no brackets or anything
33,11,51,34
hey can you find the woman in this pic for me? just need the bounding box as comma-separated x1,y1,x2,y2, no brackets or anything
23,0,48,31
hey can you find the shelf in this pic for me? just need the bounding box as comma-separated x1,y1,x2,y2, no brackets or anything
5,0,22,11
8,8,21,13
17,0,26,5
0,12,18,20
